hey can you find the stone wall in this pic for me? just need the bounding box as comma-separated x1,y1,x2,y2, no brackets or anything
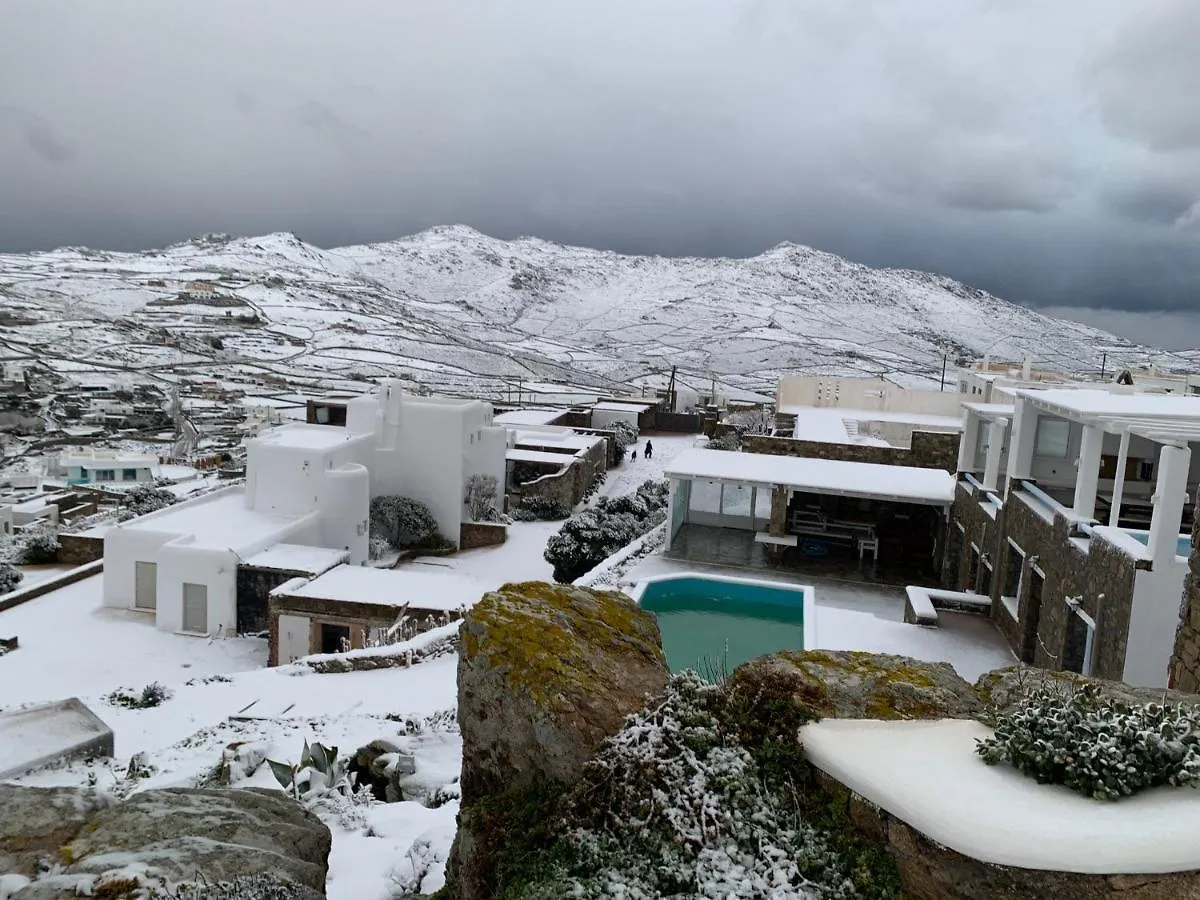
236,565,305,634
57,534,104,565
742,430,960,472
512,438,608,511
460,521,507,550
1170,494,1200,691
814,769,1200,900
1000,491,1140,681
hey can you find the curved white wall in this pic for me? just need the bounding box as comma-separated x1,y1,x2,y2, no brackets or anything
320,463,370,564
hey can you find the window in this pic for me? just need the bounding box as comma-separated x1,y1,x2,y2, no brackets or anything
1138,460,1155,482
320,622,351,654
1034,418,1070,458
974,426,990,471
94,469,115,481
122,468,138,481
1003,541,1024,599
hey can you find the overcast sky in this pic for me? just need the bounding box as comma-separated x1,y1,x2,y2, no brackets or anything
2,1,1198,346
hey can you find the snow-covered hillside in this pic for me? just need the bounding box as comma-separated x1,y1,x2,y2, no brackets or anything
0,226,1185,400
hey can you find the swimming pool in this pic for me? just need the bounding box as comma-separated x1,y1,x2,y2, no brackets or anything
630,573,816,677
1123,529,1191,558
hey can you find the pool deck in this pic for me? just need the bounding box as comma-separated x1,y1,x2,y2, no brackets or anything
629,553,1016,682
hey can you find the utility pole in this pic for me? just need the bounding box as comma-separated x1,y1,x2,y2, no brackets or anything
1100,351,1108,380
940,354,948,392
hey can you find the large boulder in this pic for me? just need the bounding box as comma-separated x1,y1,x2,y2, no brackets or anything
3,787,330,898
448,581,669,900
0,785,110,878
455,581,669,800
729,650,984,724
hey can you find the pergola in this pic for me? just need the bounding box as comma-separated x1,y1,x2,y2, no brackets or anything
664,448,955,551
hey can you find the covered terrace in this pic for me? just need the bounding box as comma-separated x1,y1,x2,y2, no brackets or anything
664,448,955,584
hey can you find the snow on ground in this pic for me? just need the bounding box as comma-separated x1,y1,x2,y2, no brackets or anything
0,576,264,710
599,432,699,499
12,564,75,591
802,718,1200,873
406,520,559,586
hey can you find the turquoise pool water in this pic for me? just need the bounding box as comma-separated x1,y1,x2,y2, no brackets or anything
1124,530,1191,557
634,575,811,677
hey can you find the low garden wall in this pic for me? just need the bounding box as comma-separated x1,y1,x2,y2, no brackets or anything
57,534,105,565
460,522,507,550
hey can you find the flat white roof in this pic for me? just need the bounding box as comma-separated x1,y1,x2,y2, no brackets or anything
511,429,596,451
1023,389,1200,421
494,409,563,426
77,460,153,470
254,424,364,450
115,490,305,550
593,401,653,413
781,406,962,445
506,448,571,466
243,543,349,574
666,448,955,506
282,564,487,611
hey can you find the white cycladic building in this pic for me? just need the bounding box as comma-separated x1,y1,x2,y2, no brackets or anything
52,449,158,486
103,379,506,635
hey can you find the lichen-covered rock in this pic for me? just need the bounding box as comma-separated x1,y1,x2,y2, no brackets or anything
730,650,984,723
447,580,669,900
455,581,668,800
0,785,109,878
9,788,331,899
977,666,1200,714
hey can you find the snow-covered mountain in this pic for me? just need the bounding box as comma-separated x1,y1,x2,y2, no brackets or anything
0,226,1186,401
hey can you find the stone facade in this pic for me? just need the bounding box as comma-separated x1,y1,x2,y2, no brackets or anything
236,565,307,635
743,430,960,472
1170,494,1200,691
459,521,507,550
56,534,104,565
267,593,460,666
510,438,609,511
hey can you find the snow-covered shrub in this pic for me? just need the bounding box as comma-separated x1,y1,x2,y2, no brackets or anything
511,496,572,522
106,682,173,709
0,562,22,595
117,484,177,521
723,406,774,436
13,527,59,564
610,420,638,457
369,496,442,551
543,480,668,582
977,682,1200,800
267,739,375,829
706,431,742,452
505,672,891,899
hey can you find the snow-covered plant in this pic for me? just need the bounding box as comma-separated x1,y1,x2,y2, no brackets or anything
13,526,59,564
524,672,871,899
723,407,774,436
544,480,668,582
465,473,500,522
369,496,442,551
610,420,638,456
706,431,742,452
511,496,571,521
106,682,173,709
0,562,23,595
267,739,350,800
977,683,1200,800
117,484,177,521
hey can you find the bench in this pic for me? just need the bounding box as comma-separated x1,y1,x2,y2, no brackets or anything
904,587,993,627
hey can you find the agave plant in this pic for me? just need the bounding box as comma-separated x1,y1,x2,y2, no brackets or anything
267,739,348,800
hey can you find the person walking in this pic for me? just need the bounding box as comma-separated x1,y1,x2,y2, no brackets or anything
644,440,654,460
631,450,637,461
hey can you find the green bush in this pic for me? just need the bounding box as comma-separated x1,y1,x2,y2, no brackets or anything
543,480,668,582
107,682,173,709
0,562,22,595
511,496,572,522
369,496,442,551
977,682,1200,800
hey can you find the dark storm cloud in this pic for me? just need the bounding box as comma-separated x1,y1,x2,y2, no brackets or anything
0,0,1198,337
